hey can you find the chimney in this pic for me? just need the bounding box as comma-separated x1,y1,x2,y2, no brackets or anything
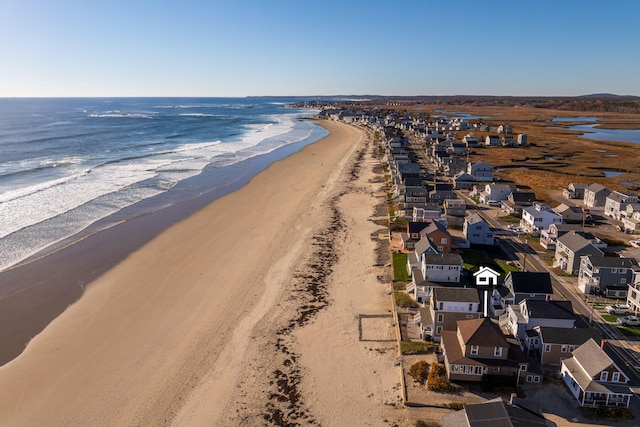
601,339,606,350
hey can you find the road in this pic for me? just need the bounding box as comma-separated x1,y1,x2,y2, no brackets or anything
455,190,640,384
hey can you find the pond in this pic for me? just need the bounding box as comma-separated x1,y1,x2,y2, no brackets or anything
568,124,640,144
603,171,624,177
550,116,598,122
433,110,488,119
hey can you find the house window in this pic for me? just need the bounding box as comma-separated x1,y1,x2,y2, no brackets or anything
474,366,483,375
493,366,500,373
527,375,533,383
520,365,527,371
469,303,473,311
568,345,575,352
437,314,444,323
533,376,541,383
613,372,620,382
439,302,444,310
436,326,442,335
621,278,627,284
600,371,609,382
466,315,474,319
494,346,503,357
471,345,479,356
544,344,551,353
441,238,447,244
611,268,618,273
561,345,568,353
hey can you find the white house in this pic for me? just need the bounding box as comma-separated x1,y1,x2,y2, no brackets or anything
463,214,494,245
604,191,638,221
478,182,514,204
467,161,493,182
503,299,575,342
521,203,563,234
561,339,632,408
421,253,463,283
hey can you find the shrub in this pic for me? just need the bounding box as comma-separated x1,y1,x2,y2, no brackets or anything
445,402,466,410
408,360,429,384
415,421,439,427
582,406,634,421
426,362,457,392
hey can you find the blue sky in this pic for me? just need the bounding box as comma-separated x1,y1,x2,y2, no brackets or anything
1,0,639,97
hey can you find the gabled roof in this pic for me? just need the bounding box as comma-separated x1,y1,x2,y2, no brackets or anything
419,220,449,237
465,213,487,225
422,253,462,266
586,183,609,193
433,287,479,304
582,255,638,269
505,272,553,295
521,299,575,320
572,338,615,377
537,326,602,345
556,232,598,252
407,221,431,234
458,318,507,347
442,397,552,427
414,237,437,255
510,191,536,203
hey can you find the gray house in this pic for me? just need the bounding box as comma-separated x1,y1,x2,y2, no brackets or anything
583,183,611,208
563,183,588,200
554,232,604,275
534,326,602,366
490,272,553,317
463,213,494,246
578,255,639,297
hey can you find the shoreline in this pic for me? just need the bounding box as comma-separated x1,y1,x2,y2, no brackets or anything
0,118,327,366
0,119,384,425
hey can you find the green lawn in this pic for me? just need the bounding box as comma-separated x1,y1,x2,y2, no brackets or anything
617,326,640,338
498,215,521,224
392,252,411,281
462,249,513,275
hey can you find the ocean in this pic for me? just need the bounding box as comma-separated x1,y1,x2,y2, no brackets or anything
0,97,327,273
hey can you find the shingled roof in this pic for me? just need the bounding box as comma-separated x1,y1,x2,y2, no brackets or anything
505,272,553,295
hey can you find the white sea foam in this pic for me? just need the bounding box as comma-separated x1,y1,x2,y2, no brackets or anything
0,101,320,272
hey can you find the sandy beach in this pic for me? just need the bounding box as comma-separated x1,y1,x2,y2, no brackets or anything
0,119,408,426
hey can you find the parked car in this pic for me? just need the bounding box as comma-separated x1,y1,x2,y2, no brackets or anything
629,240,640,248
617,316,640,326
605,304,631,315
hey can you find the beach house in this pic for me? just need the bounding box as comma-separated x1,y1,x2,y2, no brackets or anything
441,318,529,384
561,339,632,408
578,255,638,297
554,232,604,275
463,214,494,246
583,183,611,208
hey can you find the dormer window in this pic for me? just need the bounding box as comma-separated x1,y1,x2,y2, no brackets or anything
471,345,479,356
494,346,503,357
